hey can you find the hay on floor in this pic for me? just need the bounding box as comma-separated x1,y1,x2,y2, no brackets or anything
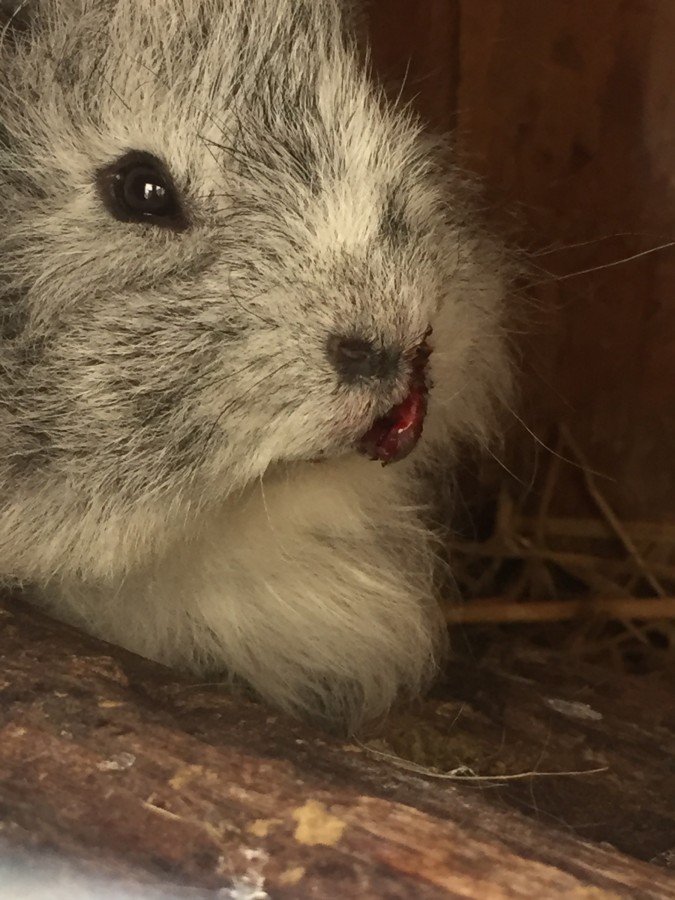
444,426,675,675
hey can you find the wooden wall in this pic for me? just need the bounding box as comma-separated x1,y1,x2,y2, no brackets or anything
367,1,675,520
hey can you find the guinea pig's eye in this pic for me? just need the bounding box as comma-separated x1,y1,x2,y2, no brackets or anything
96,150,188,231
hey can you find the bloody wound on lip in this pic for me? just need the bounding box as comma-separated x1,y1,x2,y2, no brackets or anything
357,340,431,465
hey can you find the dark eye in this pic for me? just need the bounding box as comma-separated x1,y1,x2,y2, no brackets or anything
96,150,188,231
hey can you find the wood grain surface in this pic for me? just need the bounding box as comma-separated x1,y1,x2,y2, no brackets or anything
1,596,674,898
368,0,675,519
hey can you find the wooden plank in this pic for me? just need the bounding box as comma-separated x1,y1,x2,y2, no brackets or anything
0,595,673,898
368,0,675,519
455,0,675,519
366,0,460,131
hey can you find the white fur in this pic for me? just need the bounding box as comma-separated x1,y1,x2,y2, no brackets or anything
0,0,512,729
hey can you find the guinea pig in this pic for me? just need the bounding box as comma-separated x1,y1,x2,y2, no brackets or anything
0,0,512,730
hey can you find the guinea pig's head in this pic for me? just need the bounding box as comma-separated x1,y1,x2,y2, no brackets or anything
0,0,509,579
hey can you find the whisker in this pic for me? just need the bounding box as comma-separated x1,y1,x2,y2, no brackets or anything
526,233,665,257
501,399,613,482
481,438,532,491
529,241,675,287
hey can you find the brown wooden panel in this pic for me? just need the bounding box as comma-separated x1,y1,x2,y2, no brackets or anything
366,0,460,130
367,1,675,518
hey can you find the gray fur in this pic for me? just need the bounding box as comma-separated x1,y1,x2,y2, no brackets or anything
0,0,512,729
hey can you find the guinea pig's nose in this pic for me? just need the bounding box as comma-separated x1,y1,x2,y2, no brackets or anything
327,334,400,383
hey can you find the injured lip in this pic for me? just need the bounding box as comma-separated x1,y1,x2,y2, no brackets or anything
357,339,431,465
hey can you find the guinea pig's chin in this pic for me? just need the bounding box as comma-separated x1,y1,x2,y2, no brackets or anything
278,420,373,467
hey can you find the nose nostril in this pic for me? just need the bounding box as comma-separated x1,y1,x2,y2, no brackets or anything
334,338,374,362
327,334,391,382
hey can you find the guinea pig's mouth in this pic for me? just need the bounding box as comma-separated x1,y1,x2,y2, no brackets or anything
356,337,432,465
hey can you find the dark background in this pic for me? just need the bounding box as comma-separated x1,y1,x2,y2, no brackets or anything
367,0,675,520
